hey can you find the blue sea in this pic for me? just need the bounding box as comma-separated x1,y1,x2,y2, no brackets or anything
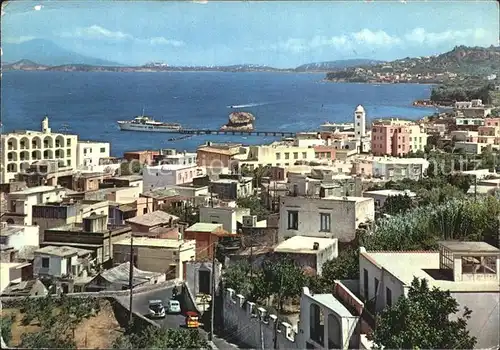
1,71,434,157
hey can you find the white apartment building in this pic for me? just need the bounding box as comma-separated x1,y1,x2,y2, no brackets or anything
1,116,78,183
359,242,500,349
372,157,429,181
142,164,203,190
5,186,67,226
279,195,374,243
76,141,110,169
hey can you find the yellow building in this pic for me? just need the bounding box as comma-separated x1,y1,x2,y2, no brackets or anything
236,141,317,170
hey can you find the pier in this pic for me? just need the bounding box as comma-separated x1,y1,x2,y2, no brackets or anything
177,129,297,137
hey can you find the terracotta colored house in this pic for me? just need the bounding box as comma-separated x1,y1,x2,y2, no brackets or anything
183,223,234,260
123,150,159,165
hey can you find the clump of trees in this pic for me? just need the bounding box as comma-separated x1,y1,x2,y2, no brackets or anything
224,259,306,311
16,295,100,348
370,277,477,349
0,315,14,345
112,327,209,349
430,82,495,104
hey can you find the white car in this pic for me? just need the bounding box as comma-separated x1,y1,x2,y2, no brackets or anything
166,299,181,314
148,300,166,319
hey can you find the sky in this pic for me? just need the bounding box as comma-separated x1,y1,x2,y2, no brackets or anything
1,0,499,67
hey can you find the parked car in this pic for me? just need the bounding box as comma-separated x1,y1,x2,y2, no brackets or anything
148,300,166,319
166,299,181,314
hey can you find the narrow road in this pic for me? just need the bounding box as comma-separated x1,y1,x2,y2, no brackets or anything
118,285,240,349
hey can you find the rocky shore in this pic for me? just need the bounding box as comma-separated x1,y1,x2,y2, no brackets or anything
220,111,255,131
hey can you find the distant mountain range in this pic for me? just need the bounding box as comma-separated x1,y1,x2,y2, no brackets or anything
1,39,386,72
294,59,384,72
2,39,122,66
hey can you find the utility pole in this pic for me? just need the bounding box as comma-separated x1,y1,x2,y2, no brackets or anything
209,242,217,341
474,174,477,201
273,273,283,349
128,234,134,328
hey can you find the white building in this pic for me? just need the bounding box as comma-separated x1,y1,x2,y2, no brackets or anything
1,116,78,183
142,163,203,190
0,222,39,252
354,105,366,139
5,186,67,226
359,242,500,349
372,157,429,180
363,189,416,209
199,206,251,233
279,195,374,243
274,236,338,275
76,140,110,169
156,149,197,165
33,245,93,279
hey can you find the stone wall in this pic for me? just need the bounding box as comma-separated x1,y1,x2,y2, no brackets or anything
223,288,301,349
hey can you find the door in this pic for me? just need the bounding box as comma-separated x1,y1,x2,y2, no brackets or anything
198,270,211,294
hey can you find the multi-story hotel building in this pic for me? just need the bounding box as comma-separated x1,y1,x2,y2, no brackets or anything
371,118,428,156
1,116,78,183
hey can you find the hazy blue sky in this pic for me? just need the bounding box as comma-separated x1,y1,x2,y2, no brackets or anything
2,0,498,67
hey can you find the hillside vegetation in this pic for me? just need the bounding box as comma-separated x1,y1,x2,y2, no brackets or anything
326,45,500,84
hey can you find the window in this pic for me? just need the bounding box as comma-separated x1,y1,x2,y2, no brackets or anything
284,153,289,160
293,152,298,159
66,139,71,146
100,147,106,153
386,287,392,307
320,213,331,232
363,269,369,300
42,257,50,268
276,153,281,160
66,149,71,157
302,152,307,159
287,210,298,230
374,278,379,296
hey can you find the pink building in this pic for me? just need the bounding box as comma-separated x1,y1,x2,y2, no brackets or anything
484,118,500,127
371,122,410,156
371,119,427,156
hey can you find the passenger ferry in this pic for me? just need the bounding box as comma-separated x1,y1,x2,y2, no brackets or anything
117,115,182,133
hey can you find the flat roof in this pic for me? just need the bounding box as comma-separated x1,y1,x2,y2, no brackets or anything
110,175,143,181
438,241,500,254
114,237,191,249
274,236,337,254
146,164,196,170
10,186,62,195
126,210,179,227
35,245,93,257
0,226,24,237
309,293,354,318
363,189,416,197
186,222,223,233
361,249,500,292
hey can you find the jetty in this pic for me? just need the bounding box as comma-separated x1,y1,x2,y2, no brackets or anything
178,129,296,137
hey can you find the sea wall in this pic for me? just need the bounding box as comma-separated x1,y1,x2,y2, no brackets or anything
223,288,301,349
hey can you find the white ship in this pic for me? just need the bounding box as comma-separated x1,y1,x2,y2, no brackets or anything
117,115,182,133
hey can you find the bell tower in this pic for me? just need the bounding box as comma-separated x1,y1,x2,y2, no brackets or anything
354,105,366,139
